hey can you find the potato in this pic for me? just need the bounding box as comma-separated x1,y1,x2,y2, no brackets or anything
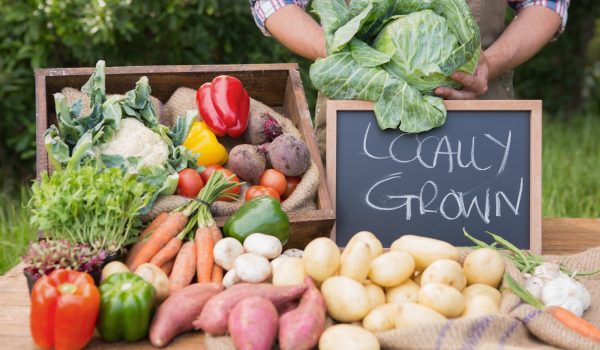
272,257,306,286
362,303,398,332
213,237,244,271
303,237,340,283
321,276,371,322
418,283,465,318
420,259,467,291
135,263,171,302
319,324,379,350
462,284,502,306
386,279,420,303
102,261,129,282
390,235,459,271
463,248,505,287
243,233,283,260
364,282,386,309
368,251,415,287
462,295,500,318
340,241,372,282
343,231,383,259
395,302,447,329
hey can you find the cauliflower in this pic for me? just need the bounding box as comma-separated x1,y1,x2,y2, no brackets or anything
96,118,169,167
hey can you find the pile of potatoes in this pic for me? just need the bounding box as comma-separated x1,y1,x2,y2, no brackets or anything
301,232,505,336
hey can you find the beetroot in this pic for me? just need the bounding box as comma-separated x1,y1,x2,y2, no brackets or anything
267,134,310,177
278,277,327,350
227,144,266,182
228,297,279,350
243,113,283,145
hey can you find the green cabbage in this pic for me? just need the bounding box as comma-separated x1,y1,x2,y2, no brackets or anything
310,0,480,133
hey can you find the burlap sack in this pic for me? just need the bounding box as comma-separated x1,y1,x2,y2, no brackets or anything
143,88,319,222
62,87,164,124
377,247,600,350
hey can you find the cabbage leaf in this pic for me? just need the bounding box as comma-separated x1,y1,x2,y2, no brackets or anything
310,0,480,133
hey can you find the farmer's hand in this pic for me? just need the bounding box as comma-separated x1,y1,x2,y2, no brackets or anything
434,53,489,100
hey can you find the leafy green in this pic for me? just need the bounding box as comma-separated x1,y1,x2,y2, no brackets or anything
309,0,480,133
29,165,153,253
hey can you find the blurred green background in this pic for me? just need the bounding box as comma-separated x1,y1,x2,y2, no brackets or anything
1,0,599,273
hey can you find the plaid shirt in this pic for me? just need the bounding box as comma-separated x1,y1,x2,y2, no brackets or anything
249,0,569,36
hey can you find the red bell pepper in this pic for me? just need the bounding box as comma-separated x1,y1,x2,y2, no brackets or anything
196,75,250,138
30,269,100,350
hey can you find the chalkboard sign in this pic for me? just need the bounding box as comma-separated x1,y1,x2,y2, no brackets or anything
326,100,541,252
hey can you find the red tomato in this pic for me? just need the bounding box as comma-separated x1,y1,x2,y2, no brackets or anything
200,164,241,201
259,169,287,196
283,176,301,199
177,168,204,198
245,185,280,202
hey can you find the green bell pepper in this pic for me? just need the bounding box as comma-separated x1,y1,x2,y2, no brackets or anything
98,272,155,342
224,195,290,244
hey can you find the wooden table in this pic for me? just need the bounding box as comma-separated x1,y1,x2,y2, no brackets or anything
2,218,600,349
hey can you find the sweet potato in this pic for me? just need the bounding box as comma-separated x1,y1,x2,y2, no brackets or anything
227,144,266,182
149,283,223,347
228,297,279,350
279,277,326,350
193,282,307,335
267,134,310,176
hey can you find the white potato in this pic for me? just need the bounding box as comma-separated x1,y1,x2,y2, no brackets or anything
234,253,272,283
213,237,244,270
386,279,420,304
395,302,447,329
364,281,386,309
390,235,459,271
303,237,340,283
420,259,467,291
362,303,398,333
418,283,465,318
368,251,415,287
462,284,502,306
321,276,371,322
134,263,170,302
272,257,306,286
462,295,500,318
243,233,283,259
222,269,240,288
343,231,383,259
101,261,129,282
463,248,505,287
319,324,379,350
340,241,373,282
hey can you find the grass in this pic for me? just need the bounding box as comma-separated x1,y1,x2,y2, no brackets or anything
542,113,600,217
0,113,597,275
0,188,36,274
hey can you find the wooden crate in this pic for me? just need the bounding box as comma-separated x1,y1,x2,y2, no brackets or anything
34,63,335,248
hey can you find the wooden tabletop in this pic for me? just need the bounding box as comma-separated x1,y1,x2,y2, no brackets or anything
2,218,600,349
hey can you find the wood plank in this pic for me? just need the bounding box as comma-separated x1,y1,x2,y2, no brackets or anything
542,218,600,255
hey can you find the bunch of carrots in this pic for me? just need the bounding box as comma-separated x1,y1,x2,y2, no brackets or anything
126,170,241,292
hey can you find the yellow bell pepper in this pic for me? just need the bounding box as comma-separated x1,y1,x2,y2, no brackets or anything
183,121,228,166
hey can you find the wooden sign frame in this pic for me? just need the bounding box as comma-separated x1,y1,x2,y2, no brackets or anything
326,100,542,252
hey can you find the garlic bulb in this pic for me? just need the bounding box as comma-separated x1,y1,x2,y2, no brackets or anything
524,262,591,317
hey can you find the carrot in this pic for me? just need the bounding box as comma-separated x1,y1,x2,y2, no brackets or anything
210,226,224,283
195,226,215,283
161,259,175,276
169,240,197,292
547,306,600,342
150,229,187,267
125,212,170,267
129,212,188,271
